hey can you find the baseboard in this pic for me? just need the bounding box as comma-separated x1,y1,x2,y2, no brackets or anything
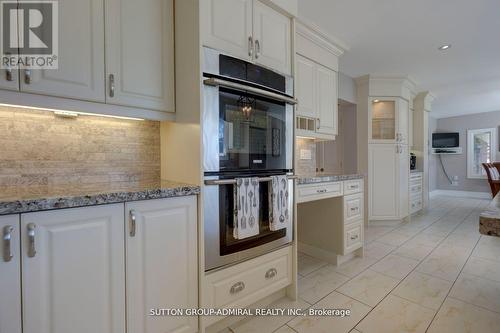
429,190,491,199
298,242,339,265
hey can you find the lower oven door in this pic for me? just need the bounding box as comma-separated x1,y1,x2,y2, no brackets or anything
203,176,294,271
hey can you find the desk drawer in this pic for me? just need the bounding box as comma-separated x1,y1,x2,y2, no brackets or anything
410,182,423,195
344,179,363,195
411,197,423,214
344,193,364,224
298,182,343,203
203,246,292,312
344,221,363,254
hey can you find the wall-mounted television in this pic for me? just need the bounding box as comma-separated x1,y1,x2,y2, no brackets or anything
432,132,459,148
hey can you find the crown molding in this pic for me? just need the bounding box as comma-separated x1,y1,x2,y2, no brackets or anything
295,19,348,57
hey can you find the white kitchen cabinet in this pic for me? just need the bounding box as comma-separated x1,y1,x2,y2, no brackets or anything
316,65,338,136
253,0,291,74
201,0,291,74
105,0,175,112
295,54,316,119
369,144,409,220
0,215,22,333
201,0,253,61
369,97,409,144
20,0,105,102
21,205,125,333
125,196,198,333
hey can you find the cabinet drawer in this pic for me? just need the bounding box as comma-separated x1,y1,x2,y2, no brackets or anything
298,182,343,203
410,182,423,195
411,197,423,214
203,246,292,315
344,222,363,254
343,179,363,195
344,193,364,224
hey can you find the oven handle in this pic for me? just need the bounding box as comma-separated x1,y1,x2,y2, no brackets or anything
203,77,298,105
205,175,297,186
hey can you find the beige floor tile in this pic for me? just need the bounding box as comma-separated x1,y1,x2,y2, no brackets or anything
376,231,412,247
364,241,396,260
334,256,378,278
427,297,500,333
392,272,453,310
272,326,296,333
370,254,419,279
298,253,328,276
393,243,434,261
288,291,371,333
336,269,400,307
463,256,500,282
449,273,500,313
230,297,309,333
356,295,435,333
473,237,500,262
416,253,466,281
298,265,350,304
408,233,444,248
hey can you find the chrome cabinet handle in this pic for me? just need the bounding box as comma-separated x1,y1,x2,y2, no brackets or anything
5,68,13,82
350,207,358,211
248,36,253,57
265,268,277,279
350,234,359,240
3,225,14,262
316,118,321,130
230,281,245,294
255,39,260,59
109,74,115,97
316,189,327,194
129,210,136,237
24,69,31,84
27,223,36,258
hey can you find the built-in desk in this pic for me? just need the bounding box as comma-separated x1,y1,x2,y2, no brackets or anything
296,174,365,265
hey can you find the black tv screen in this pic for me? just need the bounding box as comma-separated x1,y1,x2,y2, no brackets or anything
432,133,459,148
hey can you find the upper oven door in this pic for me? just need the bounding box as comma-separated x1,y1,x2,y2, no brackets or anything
203,79,294,174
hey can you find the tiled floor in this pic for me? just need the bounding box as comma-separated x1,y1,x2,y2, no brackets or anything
227,195,500,333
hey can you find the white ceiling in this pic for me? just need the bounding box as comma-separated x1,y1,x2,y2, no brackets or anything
298,0,500,118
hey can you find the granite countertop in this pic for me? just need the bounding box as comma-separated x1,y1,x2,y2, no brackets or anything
297,173,364,185
0,180,200,215
479,192,500,237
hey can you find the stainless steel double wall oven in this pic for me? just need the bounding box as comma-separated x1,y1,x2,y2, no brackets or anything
202,48,295,271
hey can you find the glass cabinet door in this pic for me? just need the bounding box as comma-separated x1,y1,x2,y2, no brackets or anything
371,98,396,141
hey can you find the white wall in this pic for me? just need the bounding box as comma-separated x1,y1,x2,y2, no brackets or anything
431,110,500,193
339,72,356,105
428,116,438,192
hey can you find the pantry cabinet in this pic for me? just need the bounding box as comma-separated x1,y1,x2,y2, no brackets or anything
1,195,198,333
201,0,292,75
21,204,126,333
0,215,22,333
125,197,198,333
105,0,175,111
20,0,106,102
369,97,409,144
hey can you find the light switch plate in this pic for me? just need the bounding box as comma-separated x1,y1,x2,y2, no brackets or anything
300,149,312,160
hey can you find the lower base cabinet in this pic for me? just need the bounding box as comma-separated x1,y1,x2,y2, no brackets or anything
0,195,198,333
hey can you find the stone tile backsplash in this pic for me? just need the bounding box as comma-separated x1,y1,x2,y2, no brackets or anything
0,106,160,199
296,137,316,175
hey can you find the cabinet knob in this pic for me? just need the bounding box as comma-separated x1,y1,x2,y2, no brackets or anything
27,223,36,258
2,225,14,262
265,268,277,279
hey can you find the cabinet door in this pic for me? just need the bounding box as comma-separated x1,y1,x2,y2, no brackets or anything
316,64,338,136
200,0,253,61
21,205,125,333
20,0,105,102
369,98,397,143
253,0,292,74
253,0,291,75
397,98,409,144
398,144,410,218
368,144,398,220
0,215,22,333
106,0,175,112
295,54,316,119
126,196,197,333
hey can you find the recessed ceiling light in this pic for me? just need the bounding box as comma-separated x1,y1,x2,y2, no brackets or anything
438,44,451,51
373,99,380,103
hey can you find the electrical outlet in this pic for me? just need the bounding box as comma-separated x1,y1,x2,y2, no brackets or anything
300,149,312,160
451,175,459,186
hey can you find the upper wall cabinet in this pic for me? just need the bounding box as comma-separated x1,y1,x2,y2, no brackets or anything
295,21,344,140
20,0,106,102
369,97,409,144
201,0,292,75
105,0,175,111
